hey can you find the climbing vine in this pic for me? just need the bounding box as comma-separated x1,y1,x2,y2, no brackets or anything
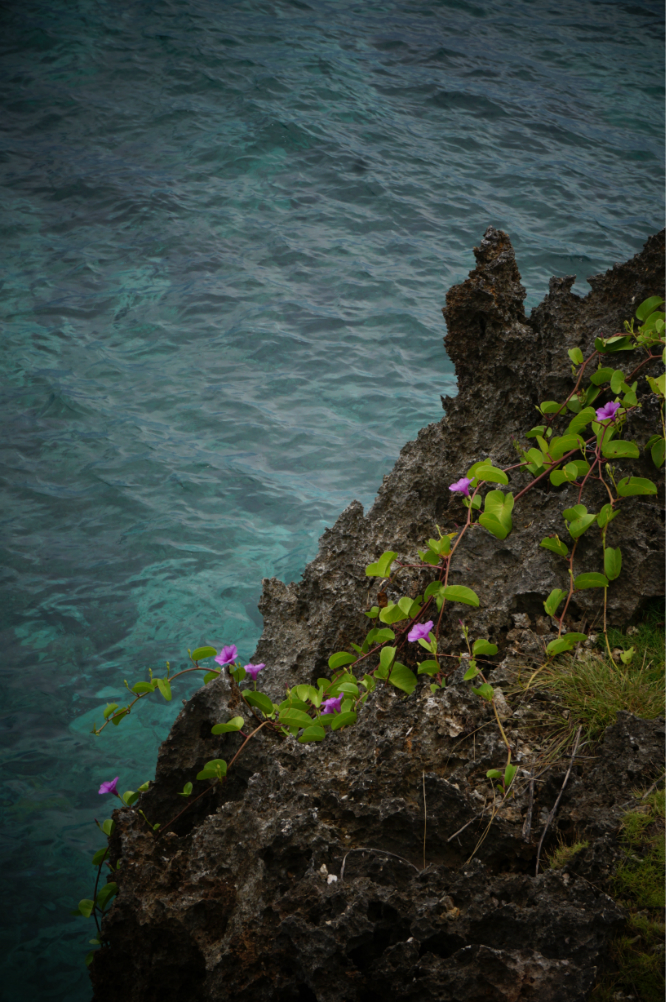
75,296,664,967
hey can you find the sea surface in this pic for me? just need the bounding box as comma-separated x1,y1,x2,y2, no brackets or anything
0,1,663,997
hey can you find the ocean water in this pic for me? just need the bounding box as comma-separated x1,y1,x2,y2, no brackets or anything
0,0,663,997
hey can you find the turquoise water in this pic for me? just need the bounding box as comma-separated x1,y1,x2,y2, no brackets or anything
0,1,663,997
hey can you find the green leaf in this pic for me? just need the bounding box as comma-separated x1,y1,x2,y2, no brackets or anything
472,683,494,702
243,690,275,715
601,440,639,459
203,670,220,684
91,848,108,867
132,681,157,695
470,465,509,485
609,370,625,394
463,663,480,681
439,585,480,607
328,651,356,670
211,716,245,735
616,476,657,497
574,572,609,590
278,696,309,712
568,347,584,365
549,434,584,460
137,781,151,793
620,646,636,665
546,633,587,656
595,334,633,354
504,764,518,789
544,588,566,617
101,819,115,836
367,627,395,644
641,311,665,332
379,602,408,625
177,782,193,798
584,385,601,406
196,758,227,781
191,646,217,661
651,437,665,468
379,646,396,676
539,400,562,414
122,790,139,807
418,636,435,653
156,679,172,702
540,535,568,557
568,514,596,539
566,395,582,413
388,662,417,695
418,548,440,566
361,674,376,691
230,665,246,683
472,639,498,656
596,503,619,528
364,606,380,618
635,295,664,321
77,899,95,919
526,425,546,438
103,703,118,720
423,580,443,601
293,685,320,704
279,709,314,728
398,595,421,617
604,547,622,582
330,711,357,731
551,459,589,485
478,513,510,540
589,367,614,386
427,535,451,556
479,489,514,540
562,503,587,520
298,726,325,743
646,373,666,397
486,769,503,781
417,660,440,676
96,882,118,910
110,708,128,726
567,407,596,435
365,551,397,578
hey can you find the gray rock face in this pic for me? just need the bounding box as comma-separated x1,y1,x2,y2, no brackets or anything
91,229,664,1001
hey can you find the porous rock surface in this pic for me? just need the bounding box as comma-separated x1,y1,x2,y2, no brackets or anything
91,229,665,1001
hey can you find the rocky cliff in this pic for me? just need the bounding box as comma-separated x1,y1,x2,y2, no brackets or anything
91,228,665,1002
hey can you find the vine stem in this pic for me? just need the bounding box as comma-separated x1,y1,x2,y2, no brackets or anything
556,539,579,638
156,720,271,837
545,349,599,426
626,350,663,383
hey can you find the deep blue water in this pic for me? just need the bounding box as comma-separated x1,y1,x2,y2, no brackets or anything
0,1,663,997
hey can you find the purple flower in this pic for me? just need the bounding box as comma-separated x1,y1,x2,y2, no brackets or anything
596,401,621,422
320,695,344,715
243,663,265,681
408,620,434,643
214,644,238,667
98,777,120,797
449,477,472,497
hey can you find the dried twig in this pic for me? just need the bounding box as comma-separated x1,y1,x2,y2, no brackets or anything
535,725,582,874
339,847,420,881
522,771,535,842
422,772,427,870
446,815,482,842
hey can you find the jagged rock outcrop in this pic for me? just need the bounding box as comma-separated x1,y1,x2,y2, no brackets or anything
91,229,665,1001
